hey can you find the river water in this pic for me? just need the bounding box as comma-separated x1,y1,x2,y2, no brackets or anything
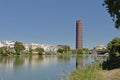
0,55,94,80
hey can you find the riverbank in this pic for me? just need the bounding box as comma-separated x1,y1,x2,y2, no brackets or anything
69,64,120,80
101,69,120,80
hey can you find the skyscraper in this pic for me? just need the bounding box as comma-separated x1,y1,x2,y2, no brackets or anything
76,19,83,49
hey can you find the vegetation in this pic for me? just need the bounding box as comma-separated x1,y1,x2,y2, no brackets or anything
0,47,15,56
0,44,71,56
76,48,89,54
57,48,64,53
107,37,120,57
103,0,120,29
102,37,120,70
27,47,33,55
35,47,44,55
70,63,120,80
14,41,25,55
57,45,70,53
71,49,76,54
63,45,70,53
0,47,8,56
70,64,102,80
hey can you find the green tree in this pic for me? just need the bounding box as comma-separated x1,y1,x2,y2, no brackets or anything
71,49,76,54
107,37,120,57
63,45,70,53
77,48,83,54
57,45,70,54
14,41,25,55
0,47,7,55
82,48,89,52
29,47,33,55
57,48,64,53
102,37,120,70
76,48,89,54
35,47,44,55
103,0,120,29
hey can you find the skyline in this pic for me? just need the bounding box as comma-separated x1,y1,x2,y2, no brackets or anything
0,0,120,49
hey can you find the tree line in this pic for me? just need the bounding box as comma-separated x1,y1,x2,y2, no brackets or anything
0,41,45,56
0,41,91,56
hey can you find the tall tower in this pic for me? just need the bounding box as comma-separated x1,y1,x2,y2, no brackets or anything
76,19,83,49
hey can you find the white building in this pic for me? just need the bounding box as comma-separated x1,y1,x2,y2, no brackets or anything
0,41,4,47
40,44,58,52
0,41,15,48
24,44,30,51
29,43,41,50
0,40,59,52
94,45,107,51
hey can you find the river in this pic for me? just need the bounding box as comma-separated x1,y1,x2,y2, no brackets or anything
0,55,94,80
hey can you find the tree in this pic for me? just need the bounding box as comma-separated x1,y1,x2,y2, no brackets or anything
63,45,70,53
0,47,7,55
76,48,83,54
35,47,44,55
107,37,120,57
102,37,120,70
29,47,33,55
14,41,25,55
57,48,64,53
76,48,89,54
103,0,120,29
57,45,70,54
71,49,76,54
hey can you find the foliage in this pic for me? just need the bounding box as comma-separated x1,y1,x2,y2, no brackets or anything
107,37,120,57
63,45,70,53
14,41,25,55
0,47,14,56
57,45,70,53
76,48,89,54
35,47,44,55
0,47,7,55
70,64,102,80
102,56,120,70
57,48,64,53
71,49,76,54
29,47,33,55
103,0,120,29
76,48,83,54
14,56,24,66
102,37,120,70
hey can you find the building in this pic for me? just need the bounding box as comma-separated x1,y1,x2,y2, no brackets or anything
0,41,15,48
29,43,41,50
76,19,83,49
41,44,58,52
94,45,107,51
24,44,30,51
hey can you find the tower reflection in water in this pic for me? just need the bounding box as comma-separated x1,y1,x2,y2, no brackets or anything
76,55,95,68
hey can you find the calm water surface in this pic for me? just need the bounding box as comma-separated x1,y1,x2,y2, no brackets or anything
0,55,94,80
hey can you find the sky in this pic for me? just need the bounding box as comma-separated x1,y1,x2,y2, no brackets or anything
0,0,120,49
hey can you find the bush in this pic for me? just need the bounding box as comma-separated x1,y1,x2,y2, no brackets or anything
70,64,102,80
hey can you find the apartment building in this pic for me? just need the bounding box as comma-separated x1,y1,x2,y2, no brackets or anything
0,41,15,48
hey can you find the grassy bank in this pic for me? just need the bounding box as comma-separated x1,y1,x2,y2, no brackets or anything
69,64,102,80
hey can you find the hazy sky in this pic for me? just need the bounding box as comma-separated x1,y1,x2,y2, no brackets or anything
0,0,120,49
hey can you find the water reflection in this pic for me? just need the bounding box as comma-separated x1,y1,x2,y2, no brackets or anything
14,56,24,67
0,55,76,80
0,56,44,67
0,55,94,69
0,55,95,80
76,54,95,68
57,55,70,62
